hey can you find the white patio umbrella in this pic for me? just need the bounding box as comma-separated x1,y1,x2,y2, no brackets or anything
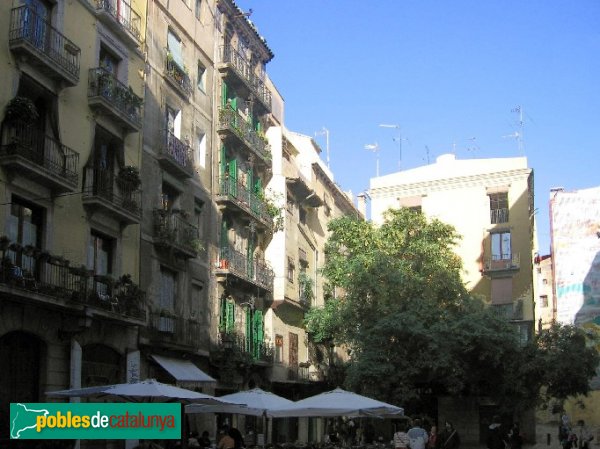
186,387,294,417
269,387,404,418
47,378,239,405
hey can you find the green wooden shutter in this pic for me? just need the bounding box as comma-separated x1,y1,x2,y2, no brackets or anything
220,219,229,250
230,95,237,111
219,145,226,179
229,158,237,197
225,300,235,333
245,308,252,354
219,296,226,331
254,177,262,195
221,81,228,108
253,310,263,359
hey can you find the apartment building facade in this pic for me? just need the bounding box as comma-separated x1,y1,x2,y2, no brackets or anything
369,153,537,444
0,0,147,445
138,0,217,398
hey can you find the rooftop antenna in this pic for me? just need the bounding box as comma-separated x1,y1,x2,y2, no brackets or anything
315,127,330,169
364,142,380,176
425,145,431,164
379,124,404,170
503,106,525,154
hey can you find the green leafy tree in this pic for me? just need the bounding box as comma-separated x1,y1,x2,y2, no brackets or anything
306,208,599,411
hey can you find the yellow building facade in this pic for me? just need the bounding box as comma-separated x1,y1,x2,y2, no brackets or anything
0,0,147,445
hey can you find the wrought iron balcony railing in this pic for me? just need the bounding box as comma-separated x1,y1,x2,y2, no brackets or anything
9,6,81,85
157,130,194,178
491,300,524,321
93,0,141,45
0,120,79,192
88,68,142,131
219,45,272,110
148,311,206,348
217,245,274,292
483,253,520,272
218,107,270,162
215,331,273,364
165,56,192,98
490,208,509,224
82,167,142,224
218,177,273,228
0,241,145,320
153,210,199,258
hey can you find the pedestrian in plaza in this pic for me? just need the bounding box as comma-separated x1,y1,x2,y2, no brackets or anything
407,419,429,449
426,426,438,449
394,423,411,449
575,420,594,449
508,423,523,449
228,426,245,449
199,431,212,449
218,427,235,449
439,422,460,449
486,416,507,449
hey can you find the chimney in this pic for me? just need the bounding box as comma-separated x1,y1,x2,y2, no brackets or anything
357,193,367,217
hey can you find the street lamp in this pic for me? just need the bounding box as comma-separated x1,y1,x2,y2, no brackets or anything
364,143,380,176
379,124,404,170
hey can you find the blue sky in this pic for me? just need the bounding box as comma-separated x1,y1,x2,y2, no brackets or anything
235,0,600,254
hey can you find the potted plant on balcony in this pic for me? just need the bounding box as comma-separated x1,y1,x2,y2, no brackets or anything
116,165,141,191
3,96,39,125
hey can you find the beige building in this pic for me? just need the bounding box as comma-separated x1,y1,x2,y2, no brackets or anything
534,254,555,331
264,127,362,442
0,0,147,445
370,153,537,444
138,0,216,398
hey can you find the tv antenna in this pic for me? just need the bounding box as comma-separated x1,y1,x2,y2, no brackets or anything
315,127,330,169
503,106,525,154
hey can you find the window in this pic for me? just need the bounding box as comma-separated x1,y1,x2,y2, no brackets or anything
161,183,180,211
408,206,422,214
491,277,512,305
540,295,548,308
99,45,120,77
88,231,113,276
89,231,114,299
8,197,44,271
195,0,202,19
159,267,177,313
196,132,206,169
9,198,43,249
166,106,182,139
274,335,283,364
197,61,206,92
489,192,509,224
287,257,295,283
167,29,184,69
491,231,511,260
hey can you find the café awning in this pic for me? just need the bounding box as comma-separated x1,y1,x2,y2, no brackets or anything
151,354,216,386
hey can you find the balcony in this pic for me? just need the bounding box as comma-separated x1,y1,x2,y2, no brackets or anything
218,45,272,112
491,300,524,321
490,208,509,224
213,331,273,365
153,210,199,259
217,107,270,164
147,311,206,349
216,246,274,292
165,56,192,99
82,167,142,225
88,68,142,133
9,6,81,87
483,253,520,273
0,120,79,193
216,177,273,230
0,240,145,322
93,0,141,48
157,131,194,179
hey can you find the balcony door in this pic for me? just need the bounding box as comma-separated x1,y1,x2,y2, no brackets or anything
25,0,51,51
491,231,511,261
